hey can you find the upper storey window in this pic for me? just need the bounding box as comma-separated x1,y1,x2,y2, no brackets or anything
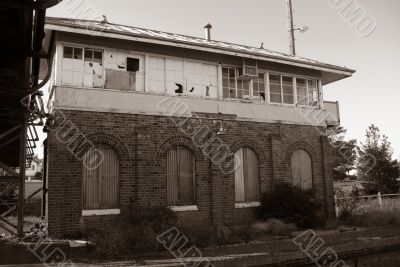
63,46,82,59
269,74,294,105
58,45,321,107
222,67,250,100
296,78,320,107
252,72,266,103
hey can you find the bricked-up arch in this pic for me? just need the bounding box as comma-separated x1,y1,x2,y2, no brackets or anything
230,138,269,200
156,135,205,206
285,141,316,188
234,147,260,202
83,143,119,209
77,132,133,209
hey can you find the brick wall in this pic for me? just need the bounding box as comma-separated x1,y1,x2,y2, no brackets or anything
47,109,335,238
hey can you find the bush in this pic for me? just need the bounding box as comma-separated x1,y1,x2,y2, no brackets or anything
24,217,48,242
86,206,177,256
257,183,322,228
335,186,363,220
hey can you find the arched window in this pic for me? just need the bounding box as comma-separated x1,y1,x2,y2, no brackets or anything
83,143,119,209
234,148,260,202
166,146,195,206
291,149,313,189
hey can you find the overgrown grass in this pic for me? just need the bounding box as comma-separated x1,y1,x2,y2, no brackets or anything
337,192,400,227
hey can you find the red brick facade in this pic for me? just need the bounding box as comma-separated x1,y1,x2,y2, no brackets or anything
47,109,336,238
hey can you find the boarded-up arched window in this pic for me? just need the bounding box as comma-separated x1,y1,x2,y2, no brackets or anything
166,146,195,206
291,149,313,189
235,148,260,202
83,144,119,209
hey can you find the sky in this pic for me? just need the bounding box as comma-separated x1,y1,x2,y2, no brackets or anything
38,0,400,159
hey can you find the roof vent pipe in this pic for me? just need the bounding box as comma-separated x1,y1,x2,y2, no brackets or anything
204,23,212,41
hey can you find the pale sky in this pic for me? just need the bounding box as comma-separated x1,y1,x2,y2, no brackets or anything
38,0,399,159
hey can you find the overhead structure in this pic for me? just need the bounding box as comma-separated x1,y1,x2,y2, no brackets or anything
0,0,61,238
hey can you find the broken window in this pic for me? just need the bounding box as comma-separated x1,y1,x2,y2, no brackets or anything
296,78,320,107
127,57,140,72
166,146,195,206
253,72,266,103
166,58,184,94
83,144,119,209
83,48,103,88
307,80,319,107
235,148,260,202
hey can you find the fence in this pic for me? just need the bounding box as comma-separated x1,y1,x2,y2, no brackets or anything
335,192,400,218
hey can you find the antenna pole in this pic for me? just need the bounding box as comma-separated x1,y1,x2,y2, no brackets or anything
287,0,296,56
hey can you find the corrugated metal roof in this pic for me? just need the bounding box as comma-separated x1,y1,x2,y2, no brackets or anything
45,17,355,76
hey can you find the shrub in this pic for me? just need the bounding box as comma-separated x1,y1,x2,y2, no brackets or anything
257,183,322,228
335,186,363,220
24,217,48,242
125,206,177,233
86,206,177,256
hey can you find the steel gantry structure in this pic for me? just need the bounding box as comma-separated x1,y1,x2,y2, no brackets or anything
0,0,61,238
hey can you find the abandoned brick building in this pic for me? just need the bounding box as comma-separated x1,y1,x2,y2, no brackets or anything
42,17,354,237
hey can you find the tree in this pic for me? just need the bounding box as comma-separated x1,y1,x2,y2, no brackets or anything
327,126,357,181
357,124,400,194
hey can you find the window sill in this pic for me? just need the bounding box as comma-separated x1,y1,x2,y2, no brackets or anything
169,205,198,212
82,209,120,216
235,202,261,209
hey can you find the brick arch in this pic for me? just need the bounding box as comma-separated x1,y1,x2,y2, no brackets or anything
83,132,132,160
156,135,204,161
285,141,316,165
230,138,267,164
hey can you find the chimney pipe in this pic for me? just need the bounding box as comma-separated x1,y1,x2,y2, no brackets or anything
204,23,212,41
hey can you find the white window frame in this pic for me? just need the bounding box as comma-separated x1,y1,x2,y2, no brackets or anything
267,72,296,106
295,77,321,108
221,65,252,102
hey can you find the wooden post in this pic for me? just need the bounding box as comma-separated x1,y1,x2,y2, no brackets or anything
377,192,383,211
334,195,339,218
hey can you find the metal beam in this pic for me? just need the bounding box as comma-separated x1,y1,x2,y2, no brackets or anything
17,111,27,239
